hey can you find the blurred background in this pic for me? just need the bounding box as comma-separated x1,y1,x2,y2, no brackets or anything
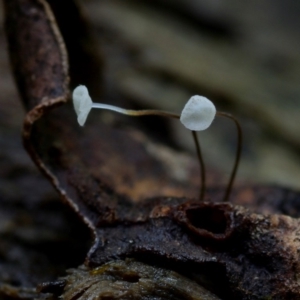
1,0,300,191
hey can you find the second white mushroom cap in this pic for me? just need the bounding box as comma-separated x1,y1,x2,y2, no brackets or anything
180,95,216,131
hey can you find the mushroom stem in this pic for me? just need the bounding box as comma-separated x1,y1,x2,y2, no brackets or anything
92,104,180,119
92,103,206,201
192,131,205,201
216,112,242,202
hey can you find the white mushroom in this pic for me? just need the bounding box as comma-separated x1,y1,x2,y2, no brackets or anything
72,85,93,126
180,95,216,131
71,86,232,202
72,86,240,202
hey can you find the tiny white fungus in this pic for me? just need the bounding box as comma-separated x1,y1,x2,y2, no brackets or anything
72,85,93,126
71,86,240,202
180,95,216,131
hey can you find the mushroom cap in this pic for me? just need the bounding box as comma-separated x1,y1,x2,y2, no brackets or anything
180,95,216,131
73,85,93,126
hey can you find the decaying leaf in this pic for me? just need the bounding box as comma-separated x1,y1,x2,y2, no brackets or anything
59,259,221,300
3,0,300,299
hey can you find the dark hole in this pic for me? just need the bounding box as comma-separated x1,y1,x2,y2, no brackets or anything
122,273,140,283
186,206,228,234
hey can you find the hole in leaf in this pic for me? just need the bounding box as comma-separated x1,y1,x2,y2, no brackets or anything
186,206,228,234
